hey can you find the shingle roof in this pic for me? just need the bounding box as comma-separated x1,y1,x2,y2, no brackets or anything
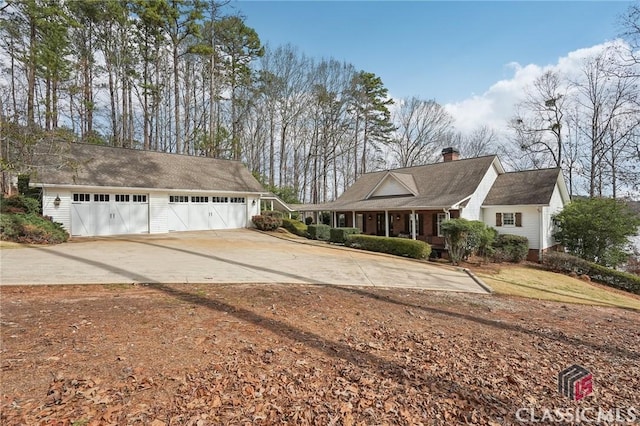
31,142,266,193
318,155,500,211
483,168,561,206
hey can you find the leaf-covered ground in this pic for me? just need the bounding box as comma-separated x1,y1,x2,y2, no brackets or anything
1,283,638,425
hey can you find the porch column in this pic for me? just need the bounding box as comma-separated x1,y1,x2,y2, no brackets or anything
384,210,389,237
411,209,416,240
352,211,356,229
270,200,274,211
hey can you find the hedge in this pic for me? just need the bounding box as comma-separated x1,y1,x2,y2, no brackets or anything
0,213,69,244
345,235,431,259
252,215,282,231
1,194,40,215
282,218,308,237
493,234,529,263
307,224,330,241
542,252,640,295
329,227,360,244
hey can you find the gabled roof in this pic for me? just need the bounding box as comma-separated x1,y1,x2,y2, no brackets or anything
482,168,564,206
366,171,418,198
322,155,502,211
30,142,266,193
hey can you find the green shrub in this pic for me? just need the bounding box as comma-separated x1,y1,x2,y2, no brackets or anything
440,218,491,264
1,194,41,215
282,218,308,237
345,235,431,259
329,227,360,244
0,213,69,244
304,216,313,225
262,210,283,220
251,215,282,231
307,224,330,241
543,252,640,295
493,234,529,263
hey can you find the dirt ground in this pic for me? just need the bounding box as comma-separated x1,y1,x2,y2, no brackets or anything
1,283,639,425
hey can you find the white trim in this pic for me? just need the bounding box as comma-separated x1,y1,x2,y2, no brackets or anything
33,183,263,195
365,172,418,199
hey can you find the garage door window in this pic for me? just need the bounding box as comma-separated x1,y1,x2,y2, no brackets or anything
73,193,90,202
169,195,189,203
230,197,245,203
94,194,110,202
212,196,228,203
191,196,209,203
115,194,130,202
133,195,147,203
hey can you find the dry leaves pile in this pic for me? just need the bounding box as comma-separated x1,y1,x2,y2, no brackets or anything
1,283,638,425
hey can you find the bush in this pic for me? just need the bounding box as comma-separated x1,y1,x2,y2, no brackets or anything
441,218,492,264
493,234,529,263
1,194,40,215
251,214,282,231
307,224,330,241
0,213,69,244
543,252,640,295
345,235,431,259
282,218,308,237
329,227,360,244
262,210,283,220
304,216,313,225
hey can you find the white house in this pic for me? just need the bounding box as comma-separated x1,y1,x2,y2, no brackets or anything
293,148,571,261
29,142,266,237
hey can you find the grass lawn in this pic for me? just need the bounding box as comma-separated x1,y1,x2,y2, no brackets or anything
476,264,640,311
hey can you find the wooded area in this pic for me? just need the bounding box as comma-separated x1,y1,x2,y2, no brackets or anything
1,1,639,202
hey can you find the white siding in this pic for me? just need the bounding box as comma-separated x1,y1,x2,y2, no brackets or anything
482,206,541,249
149,192,169,234
247,197,260,227
370,177,411,197
42,188,71,231
541,184,566,249
461,162,499,221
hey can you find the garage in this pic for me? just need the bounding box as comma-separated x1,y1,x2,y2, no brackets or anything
168,195,248,232
70,192,149,236
32,142,265,237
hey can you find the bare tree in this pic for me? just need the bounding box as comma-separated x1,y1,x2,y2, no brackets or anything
389,97,453,167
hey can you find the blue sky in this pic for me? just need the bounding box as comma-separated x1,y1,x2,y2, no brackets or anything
232,1,633,104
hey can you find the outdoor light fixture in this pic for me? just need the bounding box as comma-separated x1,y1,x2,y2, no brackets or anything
53,195,61,207
368,214,372,220
396,215,400,220
252,199,256,206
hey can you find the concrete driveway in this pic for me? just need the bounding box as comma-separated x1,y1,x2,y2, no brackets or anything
0,229,488,293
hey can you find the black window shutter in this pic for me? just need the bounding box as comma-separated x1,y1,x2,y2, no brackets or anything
432,214,438,236
515,212,522,227
496,212,502,227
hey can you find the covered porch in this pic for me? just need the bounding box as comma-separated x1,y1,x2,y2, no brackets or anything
295,205,460,254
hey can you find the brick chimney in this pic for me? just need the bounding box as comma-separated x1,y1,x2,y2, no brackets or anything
442,147,460,162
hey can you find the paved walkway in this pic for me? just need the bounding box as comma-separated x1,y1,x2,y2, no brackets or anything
0,229,489,293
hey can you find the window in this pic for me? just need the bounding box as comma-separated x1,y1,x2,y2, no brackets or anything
133,195,147,203
212,196,228,203
94,194,109,202
230,197,245,203
191,196,209,203
115,194,130,202
436,213,447,237
502,212,515,226
169,195,189,203
496,212,522,227
73,193,90,202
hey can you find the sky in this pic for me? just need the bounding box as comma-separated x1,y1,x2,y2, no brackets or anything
232,0,635,133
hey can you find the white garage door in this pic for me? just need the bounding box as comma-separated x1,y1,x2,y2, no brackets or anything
70,193,149,236
168,195,247,231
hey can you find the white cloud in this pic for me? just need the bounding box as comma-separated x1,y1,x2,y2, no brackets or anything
444,40,630,136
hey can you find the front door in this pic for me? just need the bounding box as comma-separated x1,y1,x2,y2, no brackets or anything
376,213,385,236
